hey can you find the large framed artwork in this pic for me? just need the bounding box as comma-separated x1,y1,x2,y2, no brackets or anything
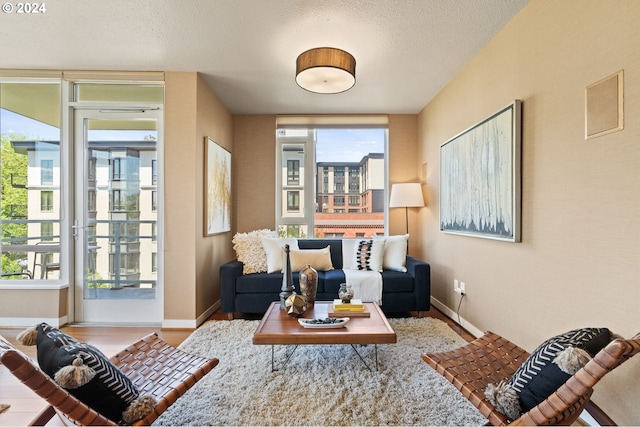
204,137,231,235
440,100,522,242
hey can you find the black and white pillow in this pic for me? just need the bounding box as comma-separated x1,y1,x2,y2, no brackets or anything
31,323,151,423
351,239,385,272
485,327,612,420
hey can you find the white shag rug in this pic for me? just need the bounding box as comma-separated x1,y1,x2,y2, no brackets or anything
153,317,487,426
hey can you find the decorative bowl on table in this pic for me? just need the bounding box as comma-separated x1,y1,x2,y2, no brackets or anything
298,317,350,329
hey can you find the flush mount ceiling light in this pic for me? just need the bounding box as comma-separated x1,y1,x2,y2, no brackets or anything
295,47,356,94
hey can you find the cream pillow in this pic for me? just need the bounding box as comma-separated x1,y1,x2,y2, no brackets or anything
261,237,299,273
232,229,277,274
377,234,409,272
289,246,334,272
350,239,385,272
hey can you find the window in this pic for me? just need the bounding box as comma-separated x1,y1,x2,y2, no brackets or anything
112,158,124,181
276,122,387,238
41,222,54,241
151,252,157,273
1,80,61,280
287,191,300,211
111,190,125,211
151,159,157,185
287,160,300,185
41,191,53,212
151,190,157,211
41,160,53,185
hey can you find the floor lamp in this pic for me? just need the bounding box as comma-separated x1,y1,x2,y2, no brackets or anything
389,183,425,253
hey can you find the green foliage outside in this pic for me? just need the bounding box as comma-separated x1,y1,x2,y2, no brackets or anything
1,133,28,276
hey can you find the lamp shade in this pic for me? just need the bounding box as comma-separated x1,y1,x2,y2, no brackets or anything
296,47,356,94
389,183,425,208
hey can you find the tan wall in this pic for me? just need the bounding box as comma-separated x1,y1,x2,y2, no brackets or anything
0,288,67,324
388,115,422,253
195,74,234,318
233,115,418,237
233,115,277,232
164,72,198,322
417,1,640,423
164,72,233,325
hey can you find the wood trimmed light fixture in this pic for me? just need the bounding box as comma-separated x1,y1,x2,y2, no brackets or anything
295,47,356,94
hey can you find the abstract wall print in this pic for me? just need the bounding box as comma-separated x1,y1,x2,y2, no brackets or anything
205,137,231,235
585,70,624,140
440,100,522,242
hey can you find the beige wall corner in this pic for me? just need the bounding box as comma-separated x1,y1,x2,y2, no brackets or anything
195,74,234,320
164,72,234,327
164,72,198,323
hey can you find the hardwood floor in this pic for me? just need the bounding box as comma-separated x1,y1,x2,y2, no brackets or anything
0,307,472,426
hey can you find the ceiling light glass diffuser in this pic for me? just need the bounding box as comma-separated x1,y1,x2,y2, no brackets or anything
295,47,356,94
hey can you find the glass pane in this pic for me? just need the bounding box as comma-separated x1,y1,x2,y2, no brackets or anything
0,82,61,280
314,129,386,238
84,120,157,299
280,143,305,220
75,83,163,103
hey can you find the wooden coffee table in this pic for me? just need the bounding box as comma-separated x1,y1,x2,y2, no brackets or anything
253,301,396,371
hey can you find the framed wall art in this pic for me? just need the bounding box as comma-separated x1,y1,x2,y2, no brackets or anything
440,100,522,242
204,137,231,235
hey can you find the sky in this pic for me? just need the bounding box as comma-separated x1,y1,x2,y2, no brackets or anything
316,128,385,163
0,109,59,140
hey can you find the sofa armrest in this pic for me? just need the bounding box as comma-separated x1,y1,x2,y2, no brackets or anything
405,255,431,311
220,260,244,313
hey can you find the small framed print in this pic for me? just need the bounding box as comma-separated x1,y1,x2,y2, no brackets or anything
585,70,624,140
204,137,231,235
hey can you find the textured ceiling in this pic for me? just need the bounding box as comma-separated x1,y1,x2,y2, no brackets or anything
0,0,529,114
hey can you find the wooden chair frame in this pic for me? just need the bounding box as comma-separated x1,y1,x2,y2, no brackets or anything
1,332,219,426
423,331,640,426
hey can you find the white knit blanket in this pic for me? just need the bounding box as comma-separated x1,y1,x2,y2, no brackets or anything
343,268,383,305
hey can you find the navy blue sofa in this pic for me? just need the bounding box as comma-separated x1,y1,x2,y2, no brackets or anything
220,239,430,319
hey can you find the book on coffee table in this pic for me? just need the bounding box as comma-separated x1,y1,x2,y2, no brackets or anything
333,299,364,311
330,299,370,317
328,308,370,318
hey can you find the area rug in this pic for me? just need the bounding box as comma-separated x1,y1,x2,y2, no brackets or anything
153,317,487,426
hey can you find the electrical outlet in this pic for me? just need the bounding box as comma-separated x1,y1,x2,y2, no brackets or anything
454,279,463,294
460,281,466,294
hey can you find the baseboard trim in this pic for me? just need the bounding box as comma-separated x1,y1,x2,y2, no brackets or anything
0,315,68,328
430,296,483,338
161,300,220,329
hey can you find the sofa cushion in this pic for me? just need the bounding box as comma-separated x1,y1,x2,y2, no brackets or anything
378,234,409,272
351,239,385,272
236,272,288,294
289,246,334,272
232,229,276,274
298,239,344,269
322,269,347,294
380,270,414,292
261,238,299,273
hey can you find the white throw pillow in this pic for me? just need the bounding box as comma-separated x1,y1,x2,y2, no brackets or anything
377,234,409,272
289,246,334,272
232,229,277,274
350,239,385,272
261,237,299,273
